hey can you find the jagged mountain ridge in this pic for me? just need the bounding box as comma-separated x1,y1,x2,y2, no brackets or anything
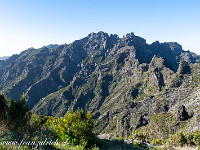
0,31,200,136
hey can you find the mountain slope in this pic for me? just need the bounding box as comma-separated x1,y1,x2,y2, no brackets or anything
0,31,200,137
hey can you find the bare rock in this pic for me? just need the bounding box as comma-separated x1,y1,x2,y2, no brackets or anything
177,61,191,74
136,115,148,129
124,139,133,144
97,134,110,140
176,105,189,121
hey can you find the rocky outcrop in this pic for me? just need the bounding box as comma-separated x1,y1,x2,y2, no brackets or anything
97,134,111,140
177,61,191,74
136,115,148,129
176,105,190,121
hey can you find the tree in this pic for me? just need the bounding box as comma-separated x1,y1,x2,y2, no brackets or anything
0,94,8,120
5,94,30,129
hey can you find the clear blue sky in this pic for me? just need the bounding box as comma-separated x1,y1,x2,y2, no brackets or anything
0,0,200,56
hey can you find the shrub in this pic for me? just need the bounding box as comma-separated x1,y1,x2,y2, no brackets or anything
167,134,179,146
133,140,149,150
179,132,187,146
152,139,164,145
2,130,23,141
0,94,8,120
0,94,30,130
132,129,149,142
27,114,49,139
167,130,200,147
5,94,30,129
112,137,124,144
149,113,177,140
44,108,94,147
191,130,200,145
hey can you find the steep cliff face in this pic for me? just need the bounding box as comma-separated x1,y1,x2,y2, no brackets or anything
0,31,200,136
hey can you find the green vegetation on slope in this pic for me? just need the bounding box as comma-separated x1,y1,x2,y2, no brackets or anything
0,94,141,150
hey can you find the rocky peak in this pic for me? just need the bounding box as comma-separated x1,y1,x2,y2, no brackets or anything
124,32,135,39
166,42,182,51
109,34,119,46
110,34,119,40
87,31,109,41
177,61,191,74
149,55,171,70
121,32,146,48
149,56,166,68
83,32,110,56
150,41,182,52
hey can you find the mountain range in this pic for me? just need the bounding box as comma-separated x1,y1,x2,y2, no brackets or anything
0,31,200,137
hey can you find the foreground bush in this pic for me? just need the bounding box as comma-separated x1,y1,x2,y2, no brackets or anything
167,130,200,146
44,108,96,147
6,94,30,129
0,94,7,119
0,94,30,129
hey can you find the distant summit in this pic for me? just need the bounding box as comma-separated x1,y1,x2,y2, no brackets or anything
0,56,10,60
46,44,59,49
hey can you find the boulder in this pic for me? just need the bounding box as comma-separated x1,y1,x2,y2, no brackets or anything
97,134,110,140
124,139,133,144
